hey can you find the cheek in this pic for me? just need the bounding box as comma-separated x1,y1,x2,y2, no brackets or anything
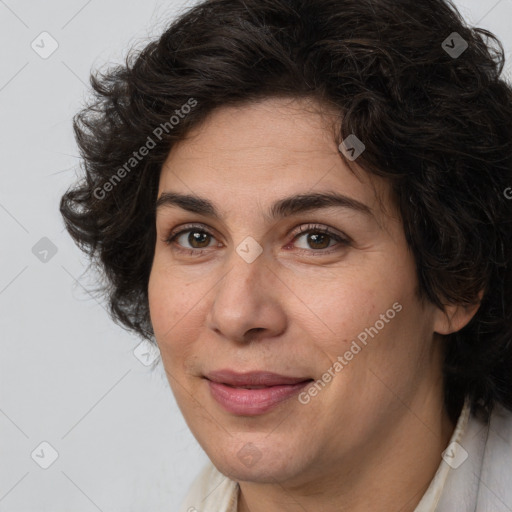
148,255,189,333
303,273,397,340
307,261,421,361
148,263,185,356
148,262,207,365
147,265,168,338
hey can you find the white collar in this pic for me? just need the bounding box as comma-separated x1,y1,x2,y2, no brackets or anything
179,398,512,512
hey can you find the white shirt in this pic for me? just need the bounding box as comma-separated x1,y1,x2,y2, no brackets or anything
179,399,512,511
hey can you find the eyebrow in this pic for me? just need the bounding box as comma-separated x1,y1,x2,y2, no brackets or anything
155,191,373,221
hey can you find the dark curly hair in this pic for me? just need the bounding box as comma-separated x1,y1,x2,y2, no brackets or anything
60,0,512,423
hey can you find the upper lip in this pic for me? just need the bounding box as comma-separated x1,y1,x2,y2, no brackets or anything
205,370,312,387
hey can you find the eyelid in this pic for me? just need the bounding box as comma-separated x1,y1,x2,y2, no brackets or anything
290,224,351,244
164,222,221,244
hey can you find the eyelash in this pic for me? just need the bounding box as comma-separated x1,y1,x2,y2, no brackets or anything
163,223,350,256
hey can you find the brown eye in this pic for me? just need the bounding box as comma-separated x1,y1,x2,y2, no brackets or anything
164,226,217,252
291,225,350,253
187,231,212,248
305,232,331,250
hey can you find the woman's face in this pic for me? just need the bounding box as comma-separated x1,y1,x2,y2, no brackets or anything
148,97,451,485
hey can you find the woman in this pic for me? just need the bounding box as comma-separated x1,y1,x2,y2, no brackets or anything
60,0,512,510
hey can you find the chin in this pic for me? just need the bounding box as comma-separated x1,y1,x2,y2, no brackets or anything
206,437,309,484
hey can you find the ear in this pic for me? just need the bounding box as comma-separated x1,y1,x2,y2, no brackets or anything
433,290,484,335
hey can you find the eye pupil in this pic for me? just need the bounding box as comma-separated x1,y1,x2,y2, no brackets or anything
189,231,210,248
308,233,330,249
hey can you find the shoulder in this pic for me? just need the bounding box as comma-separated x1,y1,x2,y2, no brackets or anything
482,402,512,472
488,402,512,444
178,461,239,512
435,402,512,512
475,403,512,510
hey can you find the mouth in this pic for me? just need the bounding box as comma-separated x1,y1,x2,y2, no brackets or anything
204,370,314,416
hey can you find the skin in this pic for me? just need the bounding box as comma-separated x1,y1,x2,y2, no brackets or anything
147,97,480,512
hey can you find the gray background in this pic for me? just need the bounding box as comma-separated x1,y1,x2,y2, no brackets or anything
0,1,510,510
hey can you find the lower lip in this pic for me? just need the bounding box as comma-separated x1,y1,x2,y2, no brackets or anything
207,379,312,416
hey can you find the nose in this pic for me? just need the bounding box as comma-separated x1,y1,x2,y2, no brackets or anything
205,246,287,344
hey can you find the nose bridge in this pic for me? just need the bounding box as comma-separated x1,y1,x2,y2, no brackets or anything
216,240,267,310
206,239,283,341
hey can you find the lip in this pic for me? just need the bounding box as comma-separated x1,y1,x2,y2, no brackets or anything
206,370,311,387
205,370,313,416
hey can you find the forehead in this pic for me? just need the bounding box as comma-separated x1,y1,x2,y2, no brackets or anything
158,97,396,222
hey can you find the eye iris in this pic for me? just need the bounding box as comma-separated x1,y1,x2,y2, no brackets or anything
308,233,330,249
189,231,210,248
